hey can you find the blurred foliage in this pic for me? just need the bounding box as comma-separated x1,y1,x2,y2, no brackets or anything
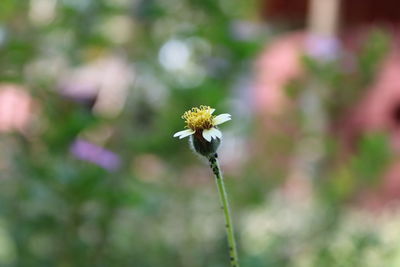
300,29,390,122
0,0,264,266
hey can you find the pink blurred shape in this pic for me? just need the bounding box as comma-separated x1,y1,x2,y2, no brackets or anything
0,84,33,133
253,33,305,114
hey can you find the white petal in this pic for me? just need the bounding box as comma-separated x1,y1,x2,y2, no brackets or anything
202,128,222,142
208,127,222,139
173,129,187,137
213,113,231,125
173,129,195,138
178,130,195,139
210,108,216,114
202,128,213,142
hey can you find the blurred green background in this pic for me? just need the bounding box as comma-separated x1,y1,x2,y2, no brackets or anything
0,0,400,266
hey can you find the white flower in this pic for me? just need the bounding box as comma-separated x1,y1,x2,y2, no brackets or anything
173,105,231,142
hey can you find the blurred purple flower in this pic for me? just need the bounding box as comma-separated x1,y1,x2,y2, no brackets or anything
70,139,121,171
305,34,340,61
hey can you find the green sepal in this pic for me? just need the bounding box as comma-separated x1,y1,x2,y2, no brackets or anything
190,134,220,157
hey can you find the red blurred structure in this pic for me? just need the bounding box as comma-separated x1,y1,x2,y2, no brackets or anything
263,0,400,27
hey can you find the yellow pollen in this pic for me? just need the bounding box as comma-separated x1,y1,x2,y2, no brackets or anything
182,105,214,131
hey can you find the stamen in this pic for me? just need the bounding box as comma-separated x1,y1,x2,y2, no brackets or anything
182,105,215,131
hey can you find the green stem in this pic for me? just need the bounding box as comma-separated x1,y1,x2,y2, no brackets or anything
208,154,240,267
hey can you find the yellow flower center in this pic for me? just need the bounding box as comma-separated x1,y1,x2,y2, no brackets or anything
182,105,214,131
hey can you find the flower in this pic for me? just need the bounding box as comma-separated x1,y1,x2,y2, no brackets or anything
173,105,231,142
70,139,121,171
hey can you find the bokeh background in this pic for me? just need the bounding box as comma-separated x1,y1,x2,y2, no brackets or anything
1,0,400,266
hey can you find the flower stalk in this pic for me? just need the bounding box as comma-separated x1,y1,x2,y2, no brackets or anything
208,153,239,267
173,105,239,266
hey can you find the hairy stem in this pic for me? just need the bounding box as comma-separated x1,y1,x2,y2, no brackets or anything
208,154,240,267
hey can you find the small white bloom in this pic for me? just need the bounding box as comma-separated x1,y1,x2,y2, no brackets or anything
173,105,231,142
